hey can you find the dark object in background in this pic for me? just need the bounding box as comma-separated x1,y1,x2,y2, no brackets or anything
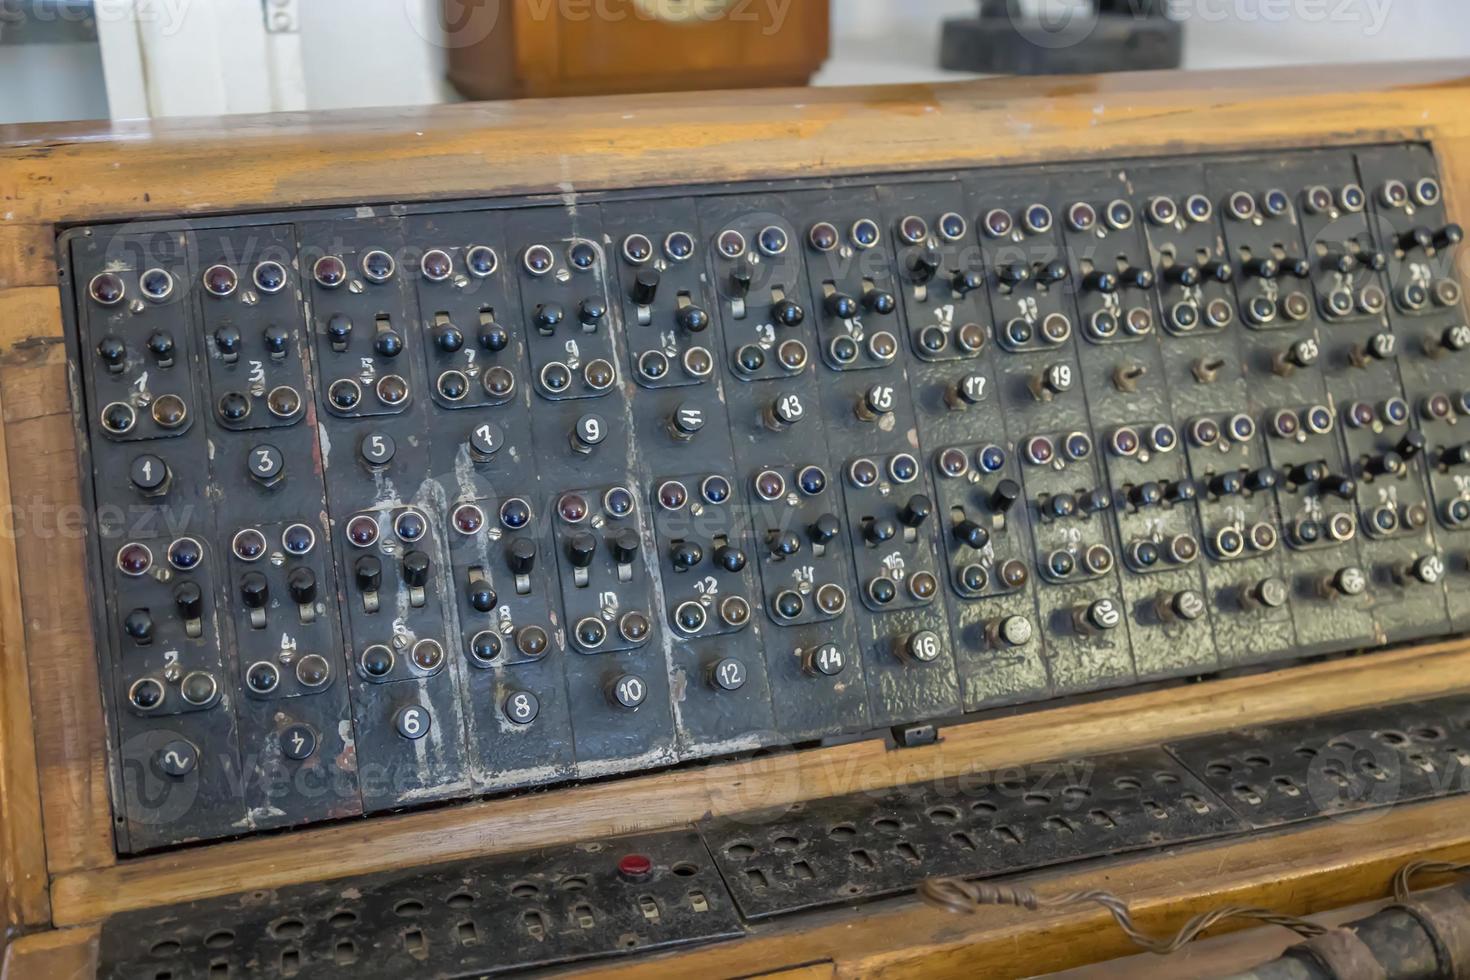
444,0,830,101
941,0,1182,75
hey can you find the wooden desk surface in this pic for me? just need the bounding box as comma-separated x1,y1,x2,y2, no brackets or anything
3,61,1470,976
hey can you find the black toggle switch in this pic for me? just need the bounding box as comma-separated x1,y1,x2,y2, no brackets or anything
1322,565,1368,599
1129,482,1163,508
1320,473,1357,500
373,329,403,358
676,305,710,333
907,249,941,284
997,263,1030,286
1435,224,1464,250
954,520,990,551
863,289,896,315
215,325,243,359
478,320,509,352
865,518,898,545
241,571,269,609
1248,577,1290,610
1244,467,1280,493
990,480,1022,514
772,298,805,327
1073,597,1122,634
1211,471,1245,497
1203,260,1234,283
612,529,640,565
568,532,598,569
402,551,430,589
1083,270,1118,293
1442,443,1470,468
434,324,464,353
729,261,753,298
1323,251,1357,275
809,514,841,545
825,292,859,319
508,538,537,576
469,576,497,612
1079,488,1112,513
714,544,747,572
263,324,289,357
670,541,704,571
173,582,203,621
578,297,607,328
1045,493,1077,519
147,331,175,364
534,303,564,334
1360,249,1388,272
97,334,127,369
1243,257,1279,279
1397,555,1446,586
899,494,932,528
1398,431,1427,460
356,555,382,593
1279,257,1312,279
1399,226,1435,252
1120,266,1155,290
951,270,985,296
769,530,802,557
1368,452,1406,478
1037,260,1069,284
1157,589,1207,623
632,269,660,305
288,567,317,605
124,608,154,645
1167,263,1201,287
1290,460,1330,486
1165,479,1198,504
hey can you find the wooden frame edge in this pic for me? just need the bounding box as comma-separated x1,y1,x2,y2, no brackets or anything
47,636,1470,927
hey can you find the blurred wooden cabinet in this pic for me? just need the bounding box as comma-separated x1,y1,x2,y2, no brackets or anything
445,0,830,100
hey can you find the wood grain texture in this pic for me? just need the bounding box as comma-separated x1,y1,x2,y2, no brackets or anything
13,796,1470,980
567,794,1470,980
0,368,51,943
45,637,1470,927
0,61,1468,966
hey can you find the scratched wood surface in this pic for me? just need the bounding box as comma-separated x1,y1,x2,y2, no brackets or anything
1,60,1469,965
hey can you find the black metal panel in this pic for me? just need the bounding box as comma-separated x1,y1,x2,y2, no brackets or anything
701,747,1244,919
96,830,742,980
1166,694,1470,828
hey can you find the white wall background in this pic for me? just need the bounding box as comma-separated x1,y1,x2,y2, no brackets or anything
3,0,1470,123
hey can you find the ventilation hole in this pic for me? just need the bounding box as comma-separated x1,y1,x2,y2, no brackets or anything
1296,746,1318,759
772,835,801,850
204,931,234,950
622,935,639,948
844,884,862,895
1328,737,1355,751
1273,775,1300,796
329,910,357,929
208,961,229,978
150,940,183,958
1182,793,1211,814
1233,783,1264,805
1154,771,1180,784
394,899,425,917
671,862,698,877
270,919,305,941
993,825,1022,845
971,800,998,815
1416,727,1446,742
745,868,769,889
279,949,300,978
926,805,960,823
850,848,877,870
1113,776,1142,791
638,895,661,923
873,817,901,832
573,904,595,930
829,823,858,839
1205,761,1232,776
334,940,357,965
1090,809,1116,829
510,882,540,899
1409,752,1433,772
520,910,548,942
1142,799,1168,819
726,842,756,859
1243,754,1272,768
951,830,977,851
999,779,1024,792
1022,792,1051,806
402,928,426,955
558,876,587,892
896,842,921,863
689,890,709,913
792,859,815,879
446,892,475,908
1378,730,1410,746
1063,785,1091,800
1045,816,1077,834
